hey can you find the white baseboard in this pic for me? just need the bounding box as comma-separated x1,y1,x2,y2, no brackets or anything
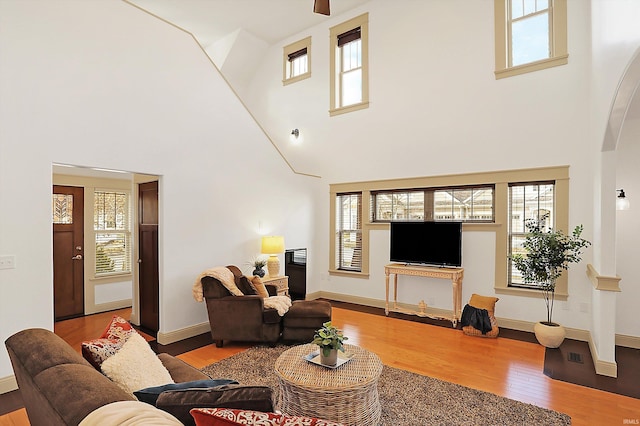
0,375,17,394
616,333,640,349
157,321,210,345
308,291,386,309
589,338,618,377
495,317,592,341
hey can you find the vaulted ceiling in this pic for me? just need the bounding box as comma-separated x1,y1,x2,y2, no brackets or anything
127,0,369,48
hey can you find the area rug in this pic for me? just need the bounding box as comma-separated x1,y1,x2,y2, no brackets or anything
201,345,571,426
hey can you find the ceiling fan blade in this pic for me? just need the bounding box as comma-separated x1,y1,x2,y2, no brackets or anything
314,0,330,16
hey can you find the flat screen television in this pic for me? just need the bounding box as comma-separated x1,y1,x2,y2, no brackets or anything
389,221,462,267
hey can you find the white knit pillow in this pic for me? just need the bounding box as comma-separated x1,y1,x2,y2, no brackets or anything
101,332,174,395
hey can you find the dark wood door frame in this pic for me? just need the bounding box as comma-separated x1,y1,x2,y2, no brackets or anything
138,181,159,334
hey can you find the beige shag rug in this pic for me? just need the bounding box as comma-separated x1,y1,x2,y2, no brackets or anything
201,345,571,426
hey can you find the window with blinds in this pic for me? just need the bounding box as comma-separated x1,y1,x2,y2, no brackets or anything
329,13,369,116
287,48,308,79
338,28,362,107
283,36,311,85
508,181,555,288
94,190,131,276
336,193,362,272
371,186,495,223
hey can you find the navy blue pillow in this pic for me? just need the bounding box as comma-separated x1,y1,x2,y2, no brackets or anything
134,379,238,405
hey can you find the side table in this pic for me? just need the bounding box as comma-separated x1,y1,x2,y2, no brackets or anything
274,344,383,426
262,275,289,296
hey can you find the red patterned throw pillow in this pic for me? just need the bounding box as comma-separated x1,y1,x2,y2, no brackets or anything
190,408,344,426
100,314,135,340
81,315,136,369
81,337,125,369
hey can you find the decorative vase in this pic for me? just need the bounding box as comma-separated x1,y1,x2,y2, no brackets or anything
534,321,566,348
320,348,338,366
252,267,265,278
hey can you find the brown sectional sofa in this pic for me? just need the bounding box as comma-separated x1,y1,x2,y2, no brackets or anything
4,328,273,425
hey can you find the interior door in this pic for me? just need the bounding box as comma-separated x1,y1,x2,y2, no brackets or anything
53,185,84,320
138,181,159,333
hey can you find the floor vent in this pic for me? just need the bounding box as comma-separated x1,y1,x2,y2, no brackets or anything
568,352,584,364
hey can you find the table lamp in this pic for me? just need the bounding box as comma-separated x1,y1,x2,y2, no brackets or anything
261,235,285,277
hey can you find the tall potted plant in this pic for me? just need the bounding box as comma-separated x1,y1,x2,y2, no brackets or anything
510,219,591,348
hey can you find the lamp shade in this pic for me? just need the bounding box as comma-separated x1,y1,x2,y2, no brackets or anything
617,189,630,211
617,196,630,211
261,236,285,254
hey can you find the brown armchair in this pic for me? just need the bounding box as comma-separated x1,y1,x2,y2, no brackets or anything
201,265,281,348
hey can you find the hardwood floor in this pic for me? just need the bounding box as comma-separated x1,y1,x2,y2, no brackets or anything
2,306,639,425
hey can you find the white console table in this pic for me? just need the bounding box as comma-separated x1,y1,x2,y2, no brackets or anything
384,263,464,326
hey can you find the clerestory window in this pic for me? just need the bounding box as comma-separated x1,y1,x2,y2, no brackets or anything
494,0,568,79
283,36,311,85
329,13,369,116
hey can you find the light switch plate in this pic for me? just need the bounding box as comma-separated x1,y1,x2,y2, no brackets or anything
0,255,16,269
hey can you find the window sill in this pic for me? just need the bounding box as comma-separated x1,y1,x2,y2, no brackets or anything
495,54,568,80
329,101,369,117
494,285,568,301
329,269,370,279
283,72,311,86
91,272,132,282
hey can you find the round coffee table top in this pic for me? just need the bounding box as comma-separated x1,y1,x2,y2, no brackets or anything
274,343,383,391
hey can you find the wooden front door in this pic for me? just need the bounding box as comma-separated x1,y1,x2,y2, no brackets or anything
138,181,159,333
53,185,84,320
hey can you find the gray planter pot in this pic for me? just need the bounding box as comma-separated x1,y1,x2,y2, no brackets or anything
320,348,338,366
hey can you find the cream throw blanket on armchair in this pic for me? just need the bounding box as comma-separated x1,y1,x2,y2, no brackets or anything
192,267,242,302
192,267,291,316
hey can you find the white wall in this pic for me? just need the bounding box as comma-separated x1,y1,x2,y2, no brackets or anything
0,0,317,382
242,0,603,330
616,118,640,338
590,0,640,339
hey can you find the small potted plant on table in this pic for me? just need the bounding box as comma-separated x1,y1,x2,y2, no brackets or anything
311,321,348,366
510,219,591,348
248,255,268,278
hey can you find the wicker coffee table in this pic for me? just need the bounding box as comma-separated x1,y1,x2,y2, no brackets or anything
274,343,383,426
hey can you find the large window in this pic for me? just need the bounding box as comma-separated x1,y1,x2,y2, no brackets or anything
494,0,568,79
335,193,362,272
329,13,369,116
371,186,495,222
329,167,569,297
94,190,131,276
283,36,311,85
508,182,555,288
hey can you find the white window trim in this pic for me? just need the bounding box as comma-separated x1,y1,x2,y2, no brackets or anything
494,0,568,79
283,36,311,85
329,13,369,116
